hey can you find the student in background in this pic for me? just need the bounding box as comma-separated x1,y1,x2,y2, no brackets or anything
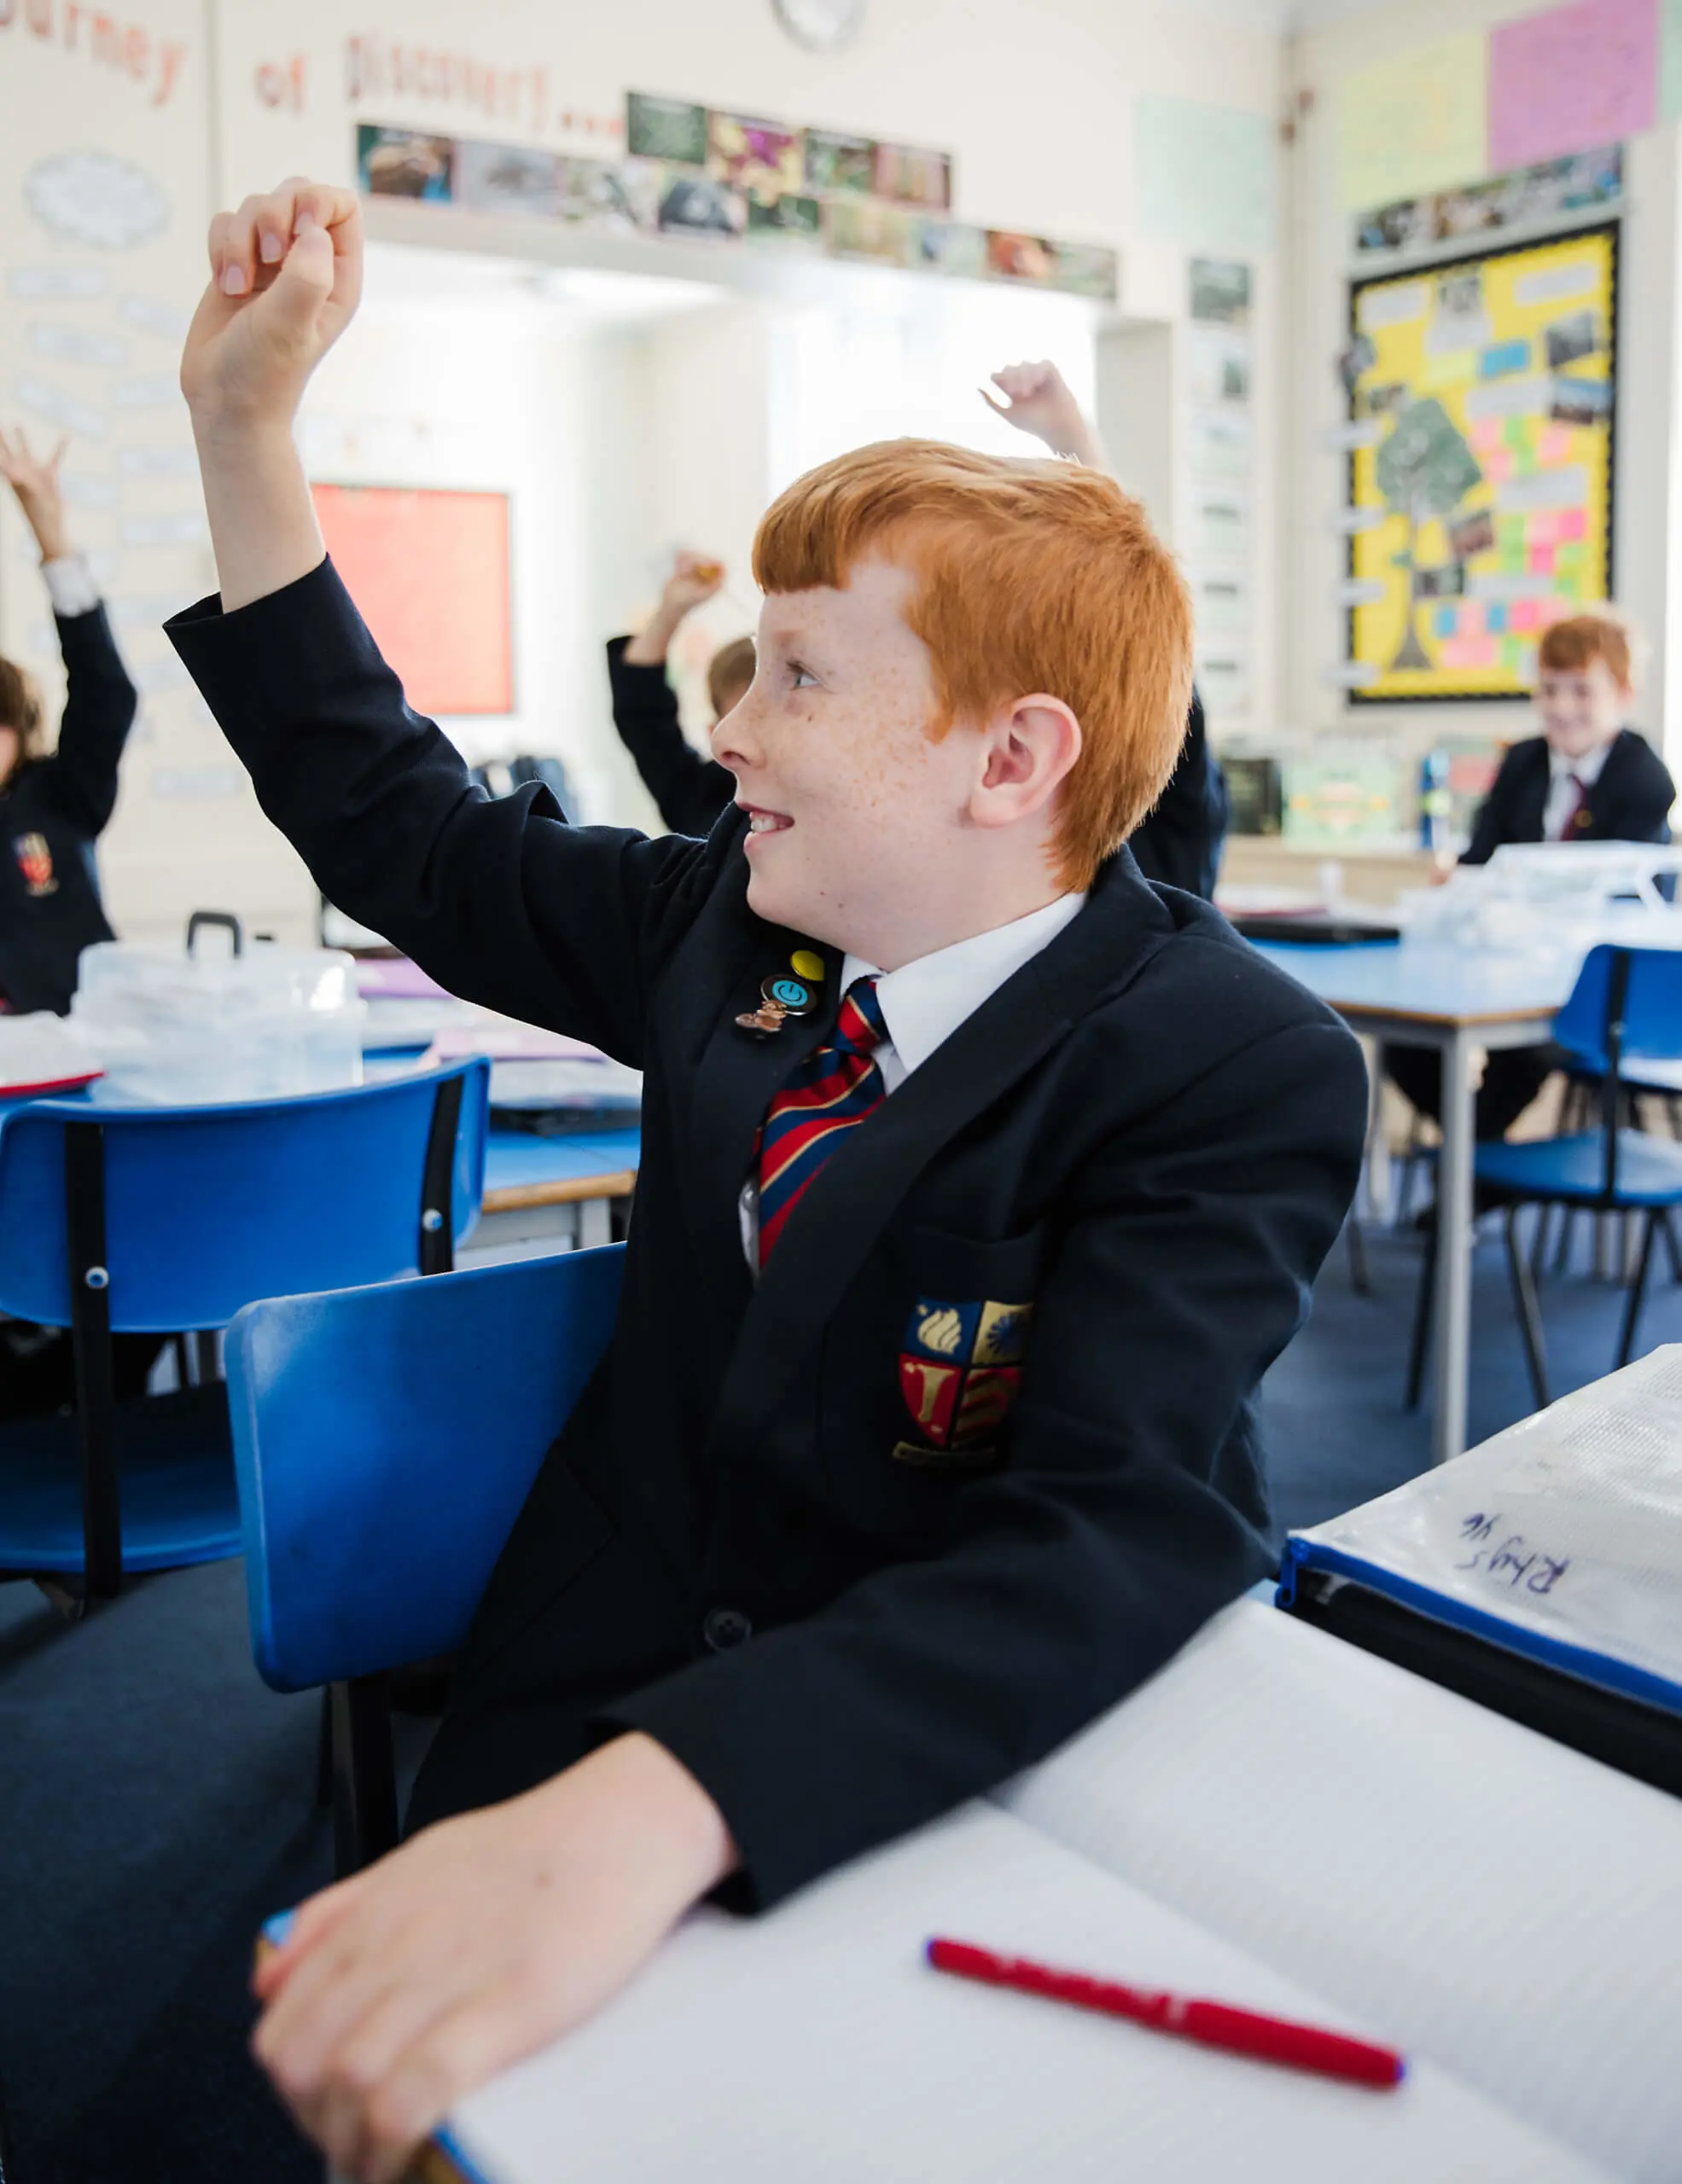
1388,609,1675,1140
0,427,137,1016
985,360,1229,900
0,427,144,1418
607,552,750,835
169,183,1365,2181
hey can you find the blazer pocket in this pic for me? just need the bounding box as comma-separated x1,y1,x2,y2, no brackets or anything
905,1220,1048,1305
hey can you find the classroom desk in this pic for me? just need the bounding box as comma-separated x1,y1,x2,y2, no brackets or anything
469,1127,641,1260
1252,943,1570,1467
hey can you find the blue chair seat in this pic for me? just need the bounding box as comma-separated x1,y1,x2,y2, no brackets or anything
0,1385,237,1575
1475,1129,1682,1207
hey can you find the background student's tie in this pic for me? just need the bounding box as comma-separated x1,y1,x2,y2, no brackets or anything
756,977,888,1259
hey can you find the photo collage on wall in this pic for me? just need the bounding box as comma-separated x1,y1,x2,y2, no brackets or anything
1353,144,1622,259
1342,222,1616,703
356,101,1118,301
1184,257,1254,724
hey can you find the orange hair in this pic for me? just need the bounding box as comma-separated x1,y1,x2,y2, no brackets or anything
1539,609,1635,688
752,439,1192,891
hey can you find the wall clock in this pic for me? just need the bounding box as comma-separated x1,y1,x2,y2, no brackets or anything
771,0,867,53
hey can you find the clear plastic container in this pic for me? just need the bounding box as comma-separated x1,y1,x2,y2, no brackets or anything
70,939,367,1105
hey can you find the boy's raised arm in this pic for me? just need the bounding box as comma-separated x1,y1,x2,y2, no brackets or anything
171,183,719,1057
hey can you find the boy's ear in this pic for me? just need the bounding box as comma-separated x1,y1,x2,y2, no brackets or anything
971,695,1082,826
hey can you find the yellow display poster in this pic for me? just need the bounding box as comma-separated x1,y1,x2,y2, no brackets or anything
1345,224,1615,703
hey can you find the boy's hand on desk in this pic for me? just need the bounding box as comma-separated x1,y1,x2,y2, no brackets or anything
182,179,363,431
251,1731,737,2184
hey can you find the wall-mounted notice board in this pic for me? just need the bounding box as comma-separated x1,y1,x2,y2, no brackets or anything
1345,223,1615,703
311,483,513,715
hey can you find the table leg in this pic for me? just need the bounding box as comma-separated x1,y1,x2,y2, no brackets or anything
1431,1027,1475,1465
579,1196,613,1252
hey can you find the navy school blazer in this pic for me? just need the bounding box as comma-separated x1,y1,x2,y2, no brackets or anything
0,602,136,1014
168,561,1367,1910
1463,728,1675,866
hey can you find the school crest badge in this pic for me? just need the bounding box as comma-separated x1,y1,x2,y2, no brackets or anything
893,1294,1033,1464
14,834,55,897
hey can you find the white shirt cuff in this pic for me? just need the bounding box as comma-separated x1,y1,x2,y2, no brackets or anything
42,555,101,619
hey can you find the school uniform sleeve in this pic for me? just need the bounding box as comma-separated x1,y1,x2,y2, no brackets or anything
1605,731,1676,842
602,1002,1368,1910
1127,691,1229,900
167,559,724,1066
606,636,736,838
1461,743,1528,865
40,588,137,839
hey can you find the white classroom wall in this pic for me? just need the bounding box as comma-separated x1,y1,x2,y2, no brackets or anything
1285,0,1682,781
0,0,1287,939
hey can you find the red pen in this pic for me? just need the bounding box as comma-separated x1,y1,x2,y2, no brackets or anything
926,1937,1406,2089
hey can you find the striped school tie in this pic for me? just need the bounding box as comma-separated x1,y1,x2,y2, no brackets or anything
756,977,889,1261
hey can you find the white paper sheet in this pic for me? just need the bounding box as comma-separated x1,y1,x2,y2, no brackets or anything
448,1804,1605,2184
1004,1600,1682,2182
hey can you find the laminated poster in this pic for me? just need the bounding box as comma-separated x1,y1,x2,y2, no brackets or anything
1343,224,1615,703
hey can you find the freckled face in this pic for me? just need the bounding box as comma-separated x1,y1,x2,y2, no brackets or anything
712,557,979,953
1537,659,1628,762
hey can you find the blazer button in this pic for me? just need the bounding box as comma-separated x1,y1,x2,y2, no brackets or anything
702,1606,754,1652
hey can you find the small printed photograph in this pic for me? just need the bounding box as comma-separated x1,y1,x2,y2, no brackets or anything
871,141,952,211
824,197,914,267
1190,326,1251,407
911,219,987,278
1549,373,1612,427
1429,266,1490,352
357,125,454,201
746,192,823,244
656,170,748,240
986,230,1057,284
1447,508,1496,560
708,111,804,199
1053,241,1118,301
1190,258,1250,326
626,92,708,166
1336,333,1376,398
804,128,875,196
1415,561,1467,599
1365,380,1409,414
1354,196,1435,255
1545,309,1601,369
556,156,649,230
454,139,561,216
1433,178,1504,241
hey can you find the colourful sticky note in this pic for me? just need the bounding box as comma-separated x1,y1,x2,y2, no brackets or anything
1459,600,1487,636
1538,595,1572,624
1499,513,1528,549
1558,540,1587,569
1486,602,1510,634
1422,348,1478,392
1502,636,1525,671
1528,543,1557,575
1339,33,1490,209
1539,424,1574,463
1512,599,1542,633
1560,506,1588,542
1470,416,1505,455
1484,446,1515,483
1441,635,1499,671
1503,415,1535,450
1434,604,1459,637
1490,0,1658,169
1559,571,1584,598
1481,339,1531,377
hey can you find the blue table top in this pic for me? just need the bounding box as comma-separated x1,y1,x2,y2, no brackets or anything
1251,941,1571,1026
482,1127,641,1195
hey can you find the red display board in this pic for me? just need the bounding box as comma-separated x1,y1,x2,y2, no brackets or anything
311,484,513,715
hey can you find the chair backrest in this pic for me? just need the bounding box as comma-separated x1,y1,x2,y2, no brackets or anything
0,1059,490,1332
224,1243,624,1691
1555,945,1682,1072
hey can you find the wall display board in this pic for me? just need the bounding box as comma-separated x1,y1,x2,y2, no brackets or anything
311,484,513,716
1344,224,1616,704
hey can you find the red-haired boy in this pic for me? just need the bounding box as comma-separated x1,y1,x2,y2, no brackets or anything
167,185,1366,2182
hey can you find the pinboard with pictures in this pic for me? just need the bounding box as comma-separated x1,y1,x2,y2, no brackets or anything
1343,223,1616,703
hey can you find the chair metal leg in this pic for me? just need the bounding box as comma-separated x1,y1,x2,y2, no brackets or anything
1615,1210,1661,1369
316,1685,334,1809
1529,1204,1556,1282
1405,1223,1436,1410
1344,1217,1371,1297
1662,1208,1682,1284
329,1674,399,1879
1504,1206,1551,1412
1550,1205,1577,1276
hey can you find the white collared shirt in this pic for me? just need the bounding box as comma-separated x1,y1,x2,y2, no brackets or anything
738,892,1087,1269
41,555,100,619
1543,735,1615,842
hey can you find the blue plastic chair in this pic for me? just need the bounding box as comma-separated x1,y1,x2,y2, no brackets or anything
1469,945,1682,1407
225,1243,624,1871
0,1058,490,1605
